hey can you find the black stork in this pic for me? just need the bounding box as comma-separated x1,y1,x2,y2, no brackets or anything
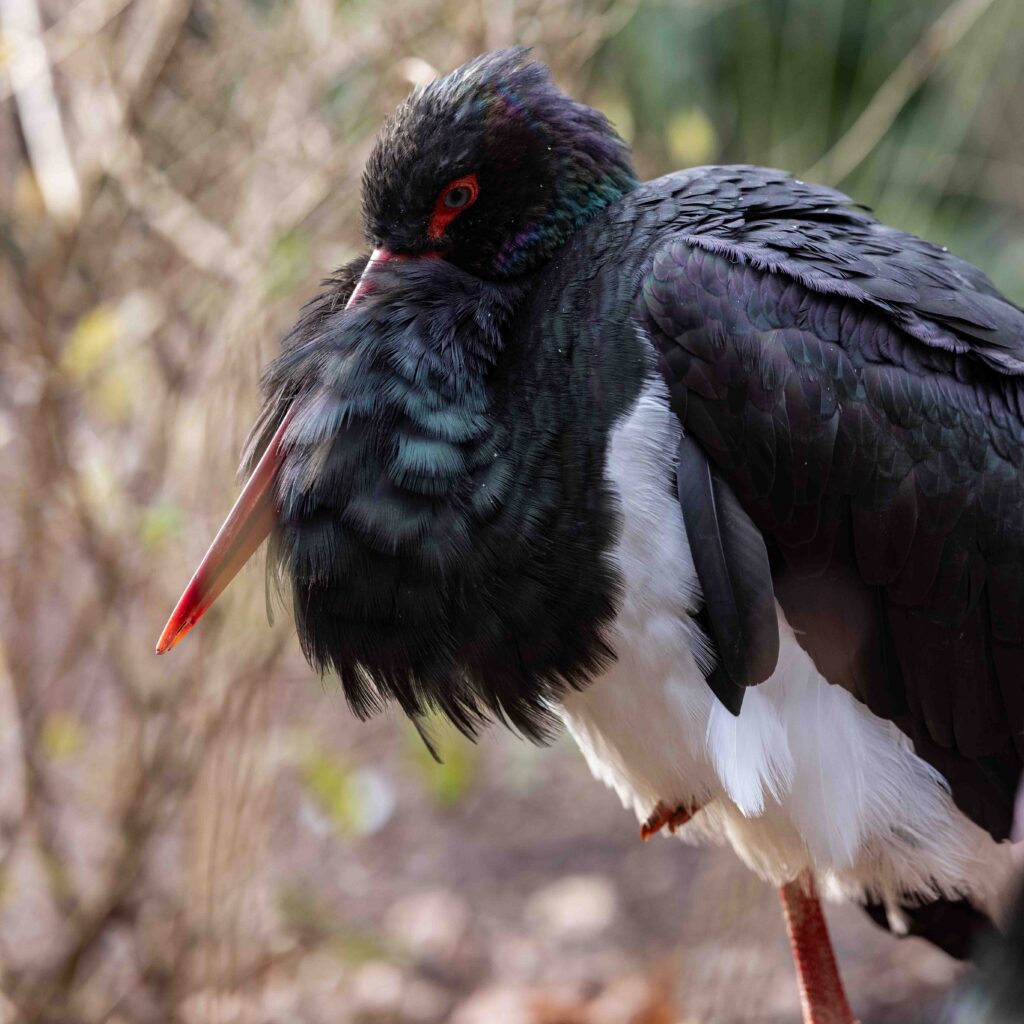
157,49,1024,1024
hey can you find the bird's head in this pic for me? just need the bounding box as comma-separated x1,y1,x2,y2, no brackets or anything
155,50,635,670
361,48,637,278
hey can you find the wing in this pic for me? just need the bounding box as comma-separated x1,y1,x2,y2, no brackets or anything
639,171,1024,839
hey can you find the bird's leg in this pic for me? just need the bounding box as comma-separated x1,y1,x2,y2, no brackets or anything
640,800,700,841
779,873,858,1024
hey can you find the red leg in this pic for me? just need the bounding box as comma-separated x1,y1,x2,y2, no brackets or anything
778,873,858,1024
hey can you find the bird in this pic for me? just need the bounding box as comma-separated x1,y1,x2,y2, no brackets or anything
948,783,1024,1024
951,878,1024,1024
156,49,1024,1024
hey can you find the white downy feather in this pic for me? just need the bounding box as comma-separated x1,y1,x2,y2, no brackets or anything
559,373,1013,911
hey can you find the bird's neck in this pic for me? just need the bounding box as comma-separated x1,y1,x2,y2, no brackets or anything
496,175,638,277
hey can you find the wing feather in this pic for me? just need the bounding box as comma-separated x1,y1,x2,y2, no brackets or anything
640,173,1024,837
676,436,779,714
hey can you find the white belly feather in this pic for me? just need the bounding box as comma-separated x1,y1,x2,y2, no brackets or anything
559,374,1012,910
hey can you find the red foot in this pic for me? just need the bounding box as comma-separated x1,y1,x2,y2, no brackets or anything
640,801,699,841
778,874,859,1024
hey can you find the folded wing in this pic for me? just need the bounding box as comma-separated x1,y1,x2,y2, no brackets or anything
641,170,1024,839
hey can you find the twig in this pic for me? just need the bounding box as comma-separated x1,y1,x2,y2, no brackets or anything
1,0,83,227
805,0,1000,185
75,58,261,284
563,0,645,69
0,0,135,106
117,0,192,114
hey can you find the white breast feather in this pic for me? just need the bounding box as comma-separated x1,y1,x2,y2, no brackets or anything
559,373,1013,911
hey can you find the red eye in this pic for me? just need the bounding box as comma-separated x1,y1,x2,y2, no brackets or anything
428,173,479,240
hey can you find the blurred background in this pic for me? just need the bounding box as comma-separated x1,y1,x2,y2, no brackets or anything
1,0,1022,1021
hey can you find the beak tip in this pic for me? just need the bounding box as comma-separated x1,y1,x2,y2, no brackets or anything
155,615,192,655
155,397,291,660
155,608,191,655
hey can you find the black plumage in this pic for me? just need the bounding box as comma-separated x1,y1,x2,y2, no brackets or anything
638,165,1024,840
676,434,778,713
246,253,641,741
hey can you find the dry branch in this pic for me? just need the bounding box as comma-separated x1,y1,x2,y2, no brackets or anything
1,0,82,227
806,0,1001,184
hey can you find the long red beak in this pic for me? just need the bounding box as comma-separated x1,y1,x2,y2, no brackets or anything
155,247,405,655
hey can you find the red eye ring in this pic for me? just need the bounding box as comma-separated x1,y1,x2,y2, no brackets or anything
428,173,479,240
